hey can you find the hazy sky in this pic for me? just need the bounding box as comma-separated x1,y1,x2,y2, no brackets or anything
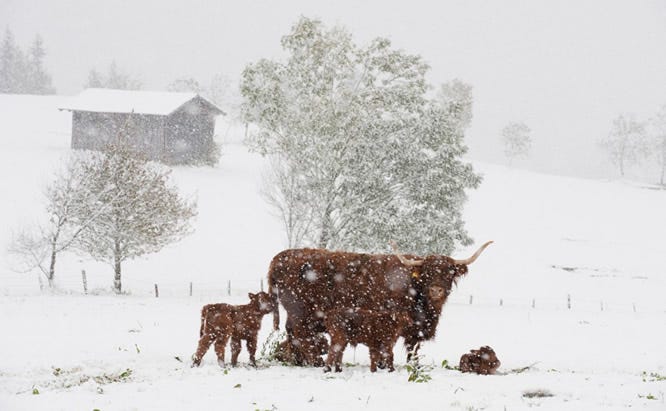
2,0,666,178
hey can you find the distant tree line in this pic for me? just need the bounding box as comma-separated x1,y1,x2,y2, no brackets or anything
0,28,55,94
84,61,143,90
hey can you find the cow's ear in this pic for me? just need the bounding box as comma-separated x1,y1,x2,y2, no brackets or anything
248,292,255,299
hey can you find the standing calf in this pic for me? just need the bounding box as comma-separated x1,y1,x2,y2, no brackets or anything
192,292,276,367
324,308,412,373
459,345,501,375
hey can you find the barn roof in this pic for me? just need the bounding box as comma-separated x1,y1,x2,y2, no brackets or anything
58,88,225,116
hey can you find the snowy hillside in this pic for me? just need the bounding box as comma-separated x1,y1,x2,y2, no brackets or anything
1,95,664,410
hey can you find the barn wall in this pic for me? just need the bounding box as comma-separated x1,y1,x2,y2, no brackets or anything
71,112,166,160
163,100,216,164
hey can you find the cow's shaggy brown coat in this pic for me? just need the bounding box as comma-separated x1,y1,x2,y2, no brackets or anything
459,345,501,375
324,308,412,373
192,292,275,367
267,242,492,366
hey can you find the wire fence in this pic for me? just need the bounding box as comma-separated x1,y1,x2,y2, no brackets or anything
2,271,664,315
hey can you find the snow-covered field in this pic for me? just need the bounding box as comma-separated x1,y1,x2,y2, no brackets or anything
0,95,664,410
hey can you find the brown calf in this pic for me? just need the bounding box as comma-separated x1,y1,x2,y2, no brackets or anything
192,292,276,367
324,308,412,373
459,345,501,375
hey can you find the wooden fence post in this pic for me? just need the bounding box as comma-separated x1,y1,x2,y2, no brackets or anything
260,278,264,292
227,280,231,296
469,295,473,305
189,282,193,297
567,294,571,309
531,298,535,309
81,270,88,295
154,284,159,298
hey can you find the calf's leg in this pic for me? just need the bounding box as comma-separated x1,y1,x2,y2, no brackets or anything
230,337,242,367
192,333,215,367
214,334,230,367
246,335,258,367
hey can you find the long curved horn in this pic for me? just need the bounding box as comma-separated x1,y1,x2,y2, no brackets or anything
452,241,493,265
389,240,424,267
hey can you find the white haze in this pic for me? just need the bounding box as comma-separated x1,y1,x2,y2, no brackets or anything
2,0,666,180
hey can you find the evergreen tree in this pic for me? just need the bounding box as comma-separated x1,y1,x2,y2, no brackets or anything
241,17,480,254
84,61,142,90
85,68,104,88
27,35,55,94
0,28,23,93
167,77,202,93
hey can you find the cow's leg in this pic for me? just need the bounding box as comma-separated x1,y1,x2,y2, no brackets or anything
333,340,347,373
192,333,215,367
324,335,343,373
214,333,229,367
386,348,395,372
230,337,242,367
369,347,380,372
246,335,258,367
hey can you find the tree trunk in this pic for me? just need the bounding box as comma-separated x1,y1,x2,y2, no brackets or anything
48,248,56,288
318,209,332,249
113,241,122,294
619,158,625,177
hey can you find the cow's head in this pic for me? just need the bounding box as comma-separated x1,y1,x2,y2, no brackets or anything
391,240,493,310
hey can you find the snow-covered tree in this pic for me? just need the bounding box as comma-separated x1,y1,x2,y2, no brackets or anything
649,105,666,186
26,35,55,94
85,69,103,88
7,155,94,288
84,61,142,90
0,29,55,94
501,121,531,165
167,77,203,93
207,73,241,121
0,28,25,93
436,79,473,132
73,127,197,293
600,114,647,177
241,17,481,254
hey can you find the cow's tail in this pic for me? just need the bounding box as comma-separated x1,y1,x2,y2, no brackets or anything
267,259,280,331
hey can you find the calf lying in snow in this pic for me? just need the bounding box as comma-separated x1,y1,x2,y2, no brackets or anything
459,345,501,375
192,292,276,367
324,308,412,373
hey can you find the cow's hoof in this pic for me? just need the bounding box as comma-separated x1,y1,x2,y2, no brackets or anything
323,366,331,373
335,367,342,373
217,359,226,368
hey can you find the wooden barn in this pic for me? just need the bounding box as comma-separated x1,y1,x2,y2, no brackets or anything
59,88,224,165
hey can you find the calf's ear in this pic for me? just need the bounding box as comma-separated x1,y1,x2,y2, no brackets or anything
248,292,255,299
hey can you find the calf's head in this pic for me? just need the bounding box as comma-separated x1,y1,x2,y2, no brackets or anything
249,291,277,314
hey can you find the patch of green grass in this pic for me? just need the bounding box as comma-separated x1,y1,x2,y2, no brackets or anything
642,371,666,382
441,359,458,371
